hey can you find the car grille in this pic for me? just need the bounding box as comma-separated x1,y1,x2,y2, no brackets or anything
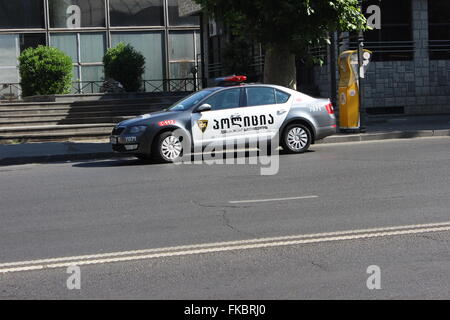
112,127,125,135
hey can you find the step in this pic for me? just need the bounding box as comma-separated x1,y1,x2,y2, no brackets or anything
0,105,167,117
0,96,185,109
0,116,134,127
0,131,111,144
0,124,115,136
0,102,170,113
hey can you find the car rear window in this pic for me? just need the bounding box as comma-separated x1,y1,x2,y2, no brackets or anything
275,89,291,104
246,87,276,106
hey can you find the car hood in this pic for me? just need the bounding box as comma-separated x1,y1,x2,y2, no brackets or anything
117,110,177,127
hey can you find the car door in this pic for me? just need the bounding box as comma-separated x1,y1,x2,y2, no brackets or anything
191,87,244,147
240,86,292,142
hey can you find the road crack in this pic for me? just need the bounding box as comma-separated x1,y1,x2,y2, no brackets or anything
191,200,255,237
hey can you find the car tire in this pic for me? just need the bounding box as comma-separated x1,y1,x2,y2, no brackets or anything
281,124,311,154
153,131,184,163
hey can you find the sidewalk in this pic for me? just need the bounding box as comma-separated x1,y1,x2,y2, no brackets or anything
318,114,450,144
1,114,450,166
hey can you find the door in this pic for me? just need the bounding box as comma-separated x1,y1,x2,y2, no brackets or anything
191,87,243,147
241,87,292,141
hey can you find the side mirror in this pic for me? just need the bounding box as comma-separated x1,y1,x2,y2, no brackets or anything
196,103,212,113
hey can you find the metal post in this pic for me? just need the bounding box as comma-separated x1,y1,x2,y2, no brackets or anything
329,31,338,109
357,0,366,133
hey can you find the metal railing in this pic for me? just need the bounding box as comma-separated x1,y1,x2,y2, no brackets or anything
0,83,21,101
347,40,415,61
0,78,204,100
429,40,450,60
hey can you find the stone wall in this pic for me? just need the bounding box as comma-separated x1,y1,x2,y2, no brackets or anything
313,0,450,115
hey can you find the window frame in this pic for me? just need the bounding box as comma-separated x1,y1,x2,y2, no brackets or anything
244,86,278,107
199,87,245,112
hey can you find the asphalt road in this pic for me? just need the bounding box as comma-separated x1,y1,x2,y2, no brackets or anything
1,137,449,299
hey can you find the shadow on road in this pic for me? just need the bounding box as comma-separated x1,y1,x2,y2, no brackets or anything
72,149,315,168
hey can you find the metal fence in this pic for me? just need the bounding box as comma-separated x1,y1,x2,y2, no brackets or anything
347,40,415,61
429,40,450,60
0,78,204,100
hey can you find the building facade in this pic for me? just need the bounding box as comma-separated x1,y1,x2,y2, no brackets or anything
0,0,202,96
313,0,450,114
180,0,450,115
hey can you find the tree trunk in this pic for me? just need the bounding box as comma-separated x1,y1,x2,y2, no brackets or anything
263,45,297,90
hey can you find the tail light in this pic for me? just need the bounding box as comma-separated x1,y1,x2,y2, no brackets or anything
325,102,334,115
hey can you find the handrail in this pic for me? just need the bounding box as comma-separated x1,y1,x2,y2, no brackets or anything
0,78,205,100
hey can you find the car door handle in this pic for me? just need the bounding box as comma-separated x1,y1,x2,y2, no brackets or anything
277,109,287,115
231,114,241,119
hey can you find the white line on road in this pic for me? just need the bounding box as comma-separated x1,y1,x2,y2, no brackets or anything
1,221,450,274
229,195,319,204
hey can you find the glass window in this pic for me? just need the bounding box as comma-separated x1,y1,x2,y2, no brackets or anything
428,1,450,60
169,31,200,79
246,87,276,106
111,32,165,81
19,33,46,52
50,32,105,63
356,0,413,61
169,90,215,111
49,0,106,28
0,0,45,29
109,0,163,27
50,32,105,86
0,34,46,84
275,89,290,104
168,0,200,26
81,65,104,90
0,35,19,67
50,33,78,61
205,88,241,111
80,33,105,63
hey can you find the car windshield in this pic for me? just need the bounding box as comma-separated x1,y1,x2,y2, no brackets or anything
168,90,216,111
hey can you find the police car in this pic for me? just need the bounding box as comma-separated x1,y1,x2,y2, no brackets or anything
110,76,336,162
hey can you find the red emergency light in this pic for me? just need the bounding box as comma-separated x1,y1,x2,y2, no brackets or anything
223,75,247,83
215,75,247,86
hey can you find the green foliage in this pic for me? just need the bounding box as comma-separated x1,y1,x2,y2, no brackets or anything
19,46,73,97
195,0,368,62
222,38,255,77
103,43,146,92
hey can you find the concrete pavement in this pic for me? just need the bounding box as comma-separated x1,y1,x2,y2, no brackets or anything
1,114,450,166
0,137,449,299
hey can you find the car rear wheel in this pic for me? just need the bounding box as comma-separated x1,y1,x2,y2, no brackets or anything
281,124,311,153
153,131,184,163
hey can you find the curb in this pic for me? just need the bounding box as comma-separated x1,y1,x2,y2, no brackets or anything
317,129,450,144
1,129,449,166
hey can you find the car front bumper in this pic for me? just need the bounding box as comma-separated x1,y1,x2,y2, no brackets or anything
111,133,149,155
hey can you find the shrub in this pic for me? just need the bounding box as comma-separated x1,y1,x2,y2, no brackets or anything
19,45,73,97
103,43,146,92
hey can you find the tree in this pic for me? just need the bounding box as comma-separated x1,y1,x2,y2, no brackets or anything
19,45,73,97
103,42,145,92
194,0,368,89
222,38,256,79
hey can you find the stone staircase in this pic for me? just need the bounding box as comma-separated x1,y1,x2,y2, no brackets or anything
0,95,186,143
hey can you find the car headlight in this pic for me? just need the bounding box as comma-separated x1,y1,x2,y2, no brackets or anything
128,126,147,134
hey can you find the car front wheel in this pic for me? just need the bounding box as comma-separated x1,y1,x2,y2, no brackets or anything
281,124,311,153
153,131,184,163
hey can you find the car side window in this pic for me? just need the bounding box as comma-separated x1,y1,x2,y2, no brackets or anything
275,89,291,104
246,87,276,107
204,88,241,111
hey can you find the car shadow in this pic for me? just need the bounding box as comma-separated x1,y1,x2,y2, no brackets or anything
72,149,315,168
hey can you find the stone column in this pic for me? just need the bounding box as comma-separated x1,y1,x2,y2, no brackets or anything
412,0,430,110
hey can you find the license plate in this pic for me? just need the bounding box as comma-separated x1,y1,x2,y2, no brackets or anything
110,136,118,145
